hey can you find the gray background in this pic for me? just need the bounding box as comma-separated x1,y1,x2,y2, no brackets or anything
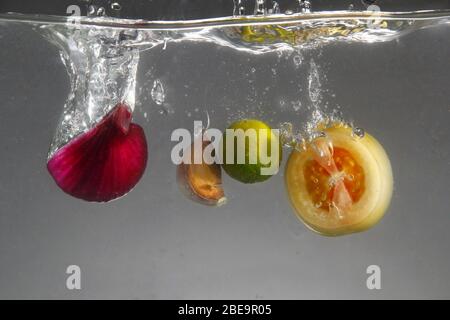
0,1,449,299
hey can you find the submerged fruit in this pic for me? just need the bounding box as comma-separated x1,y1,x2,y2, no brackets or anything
177,140,226,206
221,119,282,184
235,21,390,45
285,123,393,236
47,103,148,202
238,25,297,44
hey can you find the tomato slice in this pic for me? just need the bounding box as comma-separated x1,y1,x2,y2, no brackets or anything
285,124,393,236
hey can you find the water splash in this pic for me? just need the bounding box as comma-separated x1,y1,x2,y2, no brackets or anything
43,25,141,157
2,9,448,156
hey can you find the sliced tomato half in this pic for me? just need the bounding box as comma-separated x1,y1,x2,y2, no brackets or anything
285,124,393,236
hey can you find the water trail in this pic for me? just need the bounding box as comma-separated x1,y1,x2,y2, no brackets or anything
43,25,142,157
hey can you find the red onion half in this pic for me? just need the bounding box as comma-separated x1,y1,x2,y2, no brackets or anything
47,103,148,202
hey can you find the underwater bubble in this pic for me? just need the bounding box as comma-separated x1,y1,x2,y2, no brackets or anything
151,79,165,105
352,126,365,139
292,100,302,112
111,2,122,11
96,7,106,16
233,0,244,15
279,122,294,146
300,1,312,13
293,55,303,67
87,5,96,16
279,122,304,149
271,1,280,14
308,60,322,105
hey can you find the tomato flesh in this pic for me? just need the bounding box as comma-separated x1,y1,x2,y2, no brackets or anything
303,147,365,212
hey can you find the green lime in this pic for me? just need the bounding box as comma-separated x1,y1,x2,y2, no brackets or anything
221,119,282,184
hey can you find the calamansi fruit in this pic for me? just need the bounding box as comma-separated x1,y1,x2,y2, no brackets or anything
221,119,282,184
285,123,393,236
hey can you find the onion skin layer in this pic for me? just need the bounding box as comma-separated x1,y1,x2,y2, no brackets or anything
47,104,148,202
